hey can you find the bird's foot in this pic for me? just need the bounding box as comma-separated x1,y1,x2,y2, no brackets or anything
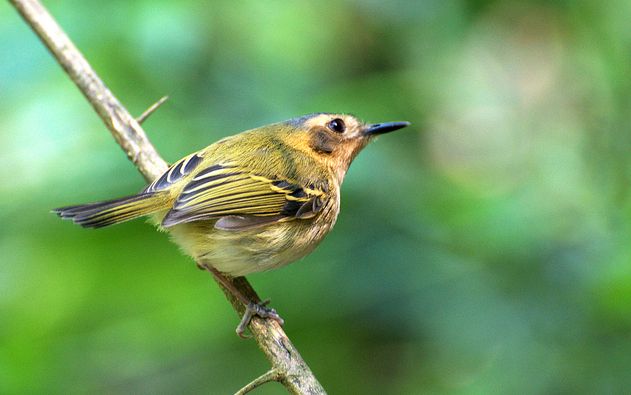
197,263,285,338
236,299,284,338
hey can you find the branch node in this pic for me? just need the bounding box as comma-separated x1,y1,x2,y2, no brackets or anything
137,95,169,124
235,369,282,395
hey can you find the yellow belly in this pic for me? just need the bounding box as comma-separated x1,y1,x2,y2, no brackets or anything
163,216,335,276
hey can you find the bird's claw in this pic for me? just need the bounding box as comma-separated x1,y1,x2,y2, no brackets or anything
236,299,285,338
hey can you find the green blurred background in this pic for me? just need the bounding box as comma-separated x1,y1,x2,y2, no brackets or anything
3,0,631,393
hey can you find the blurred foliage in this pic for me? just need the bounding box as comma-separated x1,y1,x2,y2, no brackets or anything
3,0,631,393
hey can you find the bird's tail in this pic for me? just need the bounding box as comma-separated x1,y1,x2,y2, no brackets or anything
53,192,167,228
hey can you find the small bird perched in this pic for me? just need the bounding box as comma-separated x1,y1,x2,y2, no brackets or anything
55,113,409,336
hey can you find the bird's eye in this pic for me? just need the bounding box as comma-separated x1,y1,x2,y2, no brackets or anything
327,118,346,133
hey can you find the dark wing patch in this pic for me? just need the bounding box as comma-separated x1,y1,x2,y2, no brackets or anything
271,180,293,190
144,152,204,193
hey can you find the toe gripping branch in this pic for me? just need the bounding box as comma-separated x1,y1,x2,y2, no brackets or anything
200,263,285,337
237,299,285,338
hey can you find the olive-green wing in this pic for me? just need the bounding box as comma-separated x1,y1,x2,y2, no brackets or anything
160,163,327,230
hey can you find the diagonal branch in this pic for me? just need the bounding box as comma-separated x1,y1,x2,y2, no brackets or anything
9,1,325,394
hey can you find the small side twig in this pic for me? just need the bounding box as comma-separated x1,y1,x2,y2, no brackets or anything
235,369,282,395
10,1,326,394
137,95,169,125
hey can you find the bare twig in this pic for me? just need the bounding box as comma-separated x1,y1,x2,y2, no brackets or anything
10,1,326,394
235,369,282,395
137,95,169,125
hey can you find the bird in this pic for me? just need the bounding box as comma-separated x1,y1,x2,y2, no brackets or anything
54,113,410,336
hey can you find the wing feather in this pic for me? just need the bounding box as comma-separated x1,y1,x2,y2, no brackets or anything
144,152,205,193
161,163,328,228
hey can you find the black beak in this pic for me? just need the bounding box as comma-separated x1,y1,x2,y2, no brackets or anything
364,121,411,136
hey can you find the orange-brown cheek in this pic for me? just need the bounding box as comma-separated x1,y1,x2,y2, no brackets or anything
309,130,337,154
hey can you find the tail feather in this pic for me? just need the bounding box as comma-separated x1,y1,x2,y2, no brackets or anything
53,193,166,228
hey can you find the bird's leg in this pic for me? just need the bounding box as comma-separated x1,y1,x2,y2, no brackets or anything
199,263,284,338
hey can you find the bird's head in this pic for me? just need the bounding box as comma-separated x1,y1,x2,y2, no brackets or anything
281,113,410,182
